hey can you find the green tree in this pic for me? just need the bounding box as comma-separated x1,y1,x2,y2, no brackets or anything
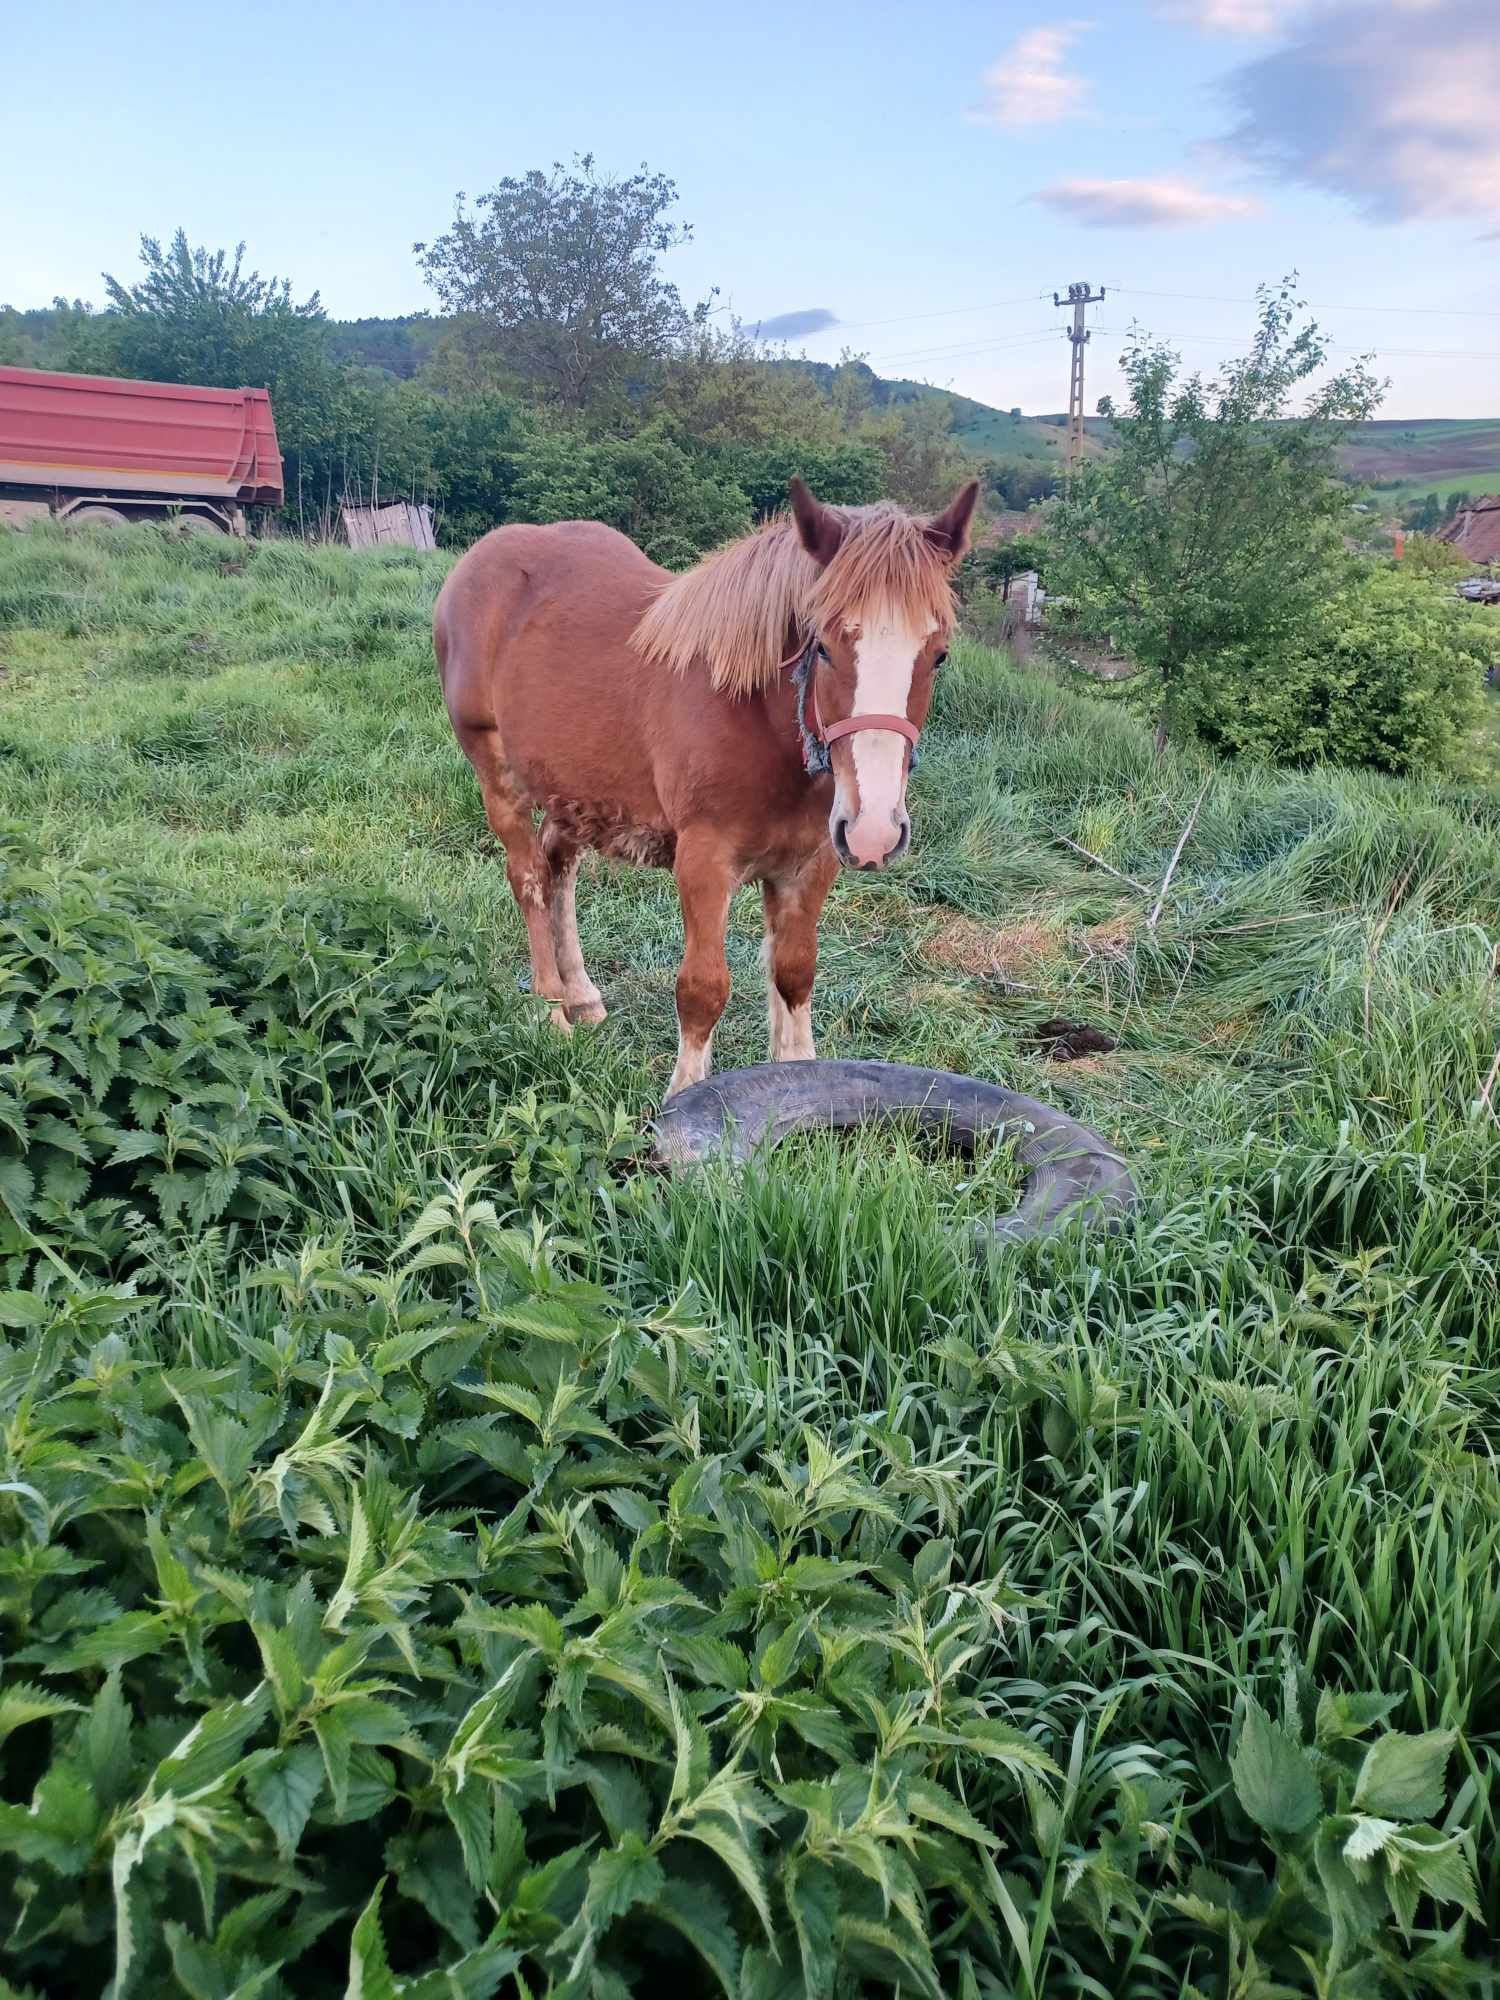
415,155,709,413
509,420,750,567
101,230,342,519
724,439,884,519
855,388,976,512
1048,279,1384,745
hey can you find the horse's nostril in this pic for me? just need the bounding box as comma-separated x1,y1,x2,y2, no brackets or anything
832,818,854,866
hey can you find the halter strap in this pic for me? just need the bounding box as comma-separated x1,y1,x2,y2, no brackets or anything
785,633,922,779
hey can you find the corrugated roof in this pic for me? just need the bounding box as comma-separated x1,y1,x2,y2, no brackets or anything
1435,495,1500,563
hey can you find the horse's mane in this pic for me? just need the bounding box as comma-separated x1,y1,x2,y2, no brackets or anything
631,503,956,697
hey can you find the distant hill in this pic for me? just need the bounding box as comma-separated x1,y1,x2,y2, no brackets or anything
1331,419,1500,511
7,301,1494,508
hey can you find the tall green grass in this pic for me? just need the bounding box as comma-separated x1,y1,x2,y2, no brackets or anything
2,524,1499,1986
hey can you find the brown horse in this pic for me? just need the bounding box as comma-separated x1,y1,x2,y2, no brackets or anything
434,475,979,1096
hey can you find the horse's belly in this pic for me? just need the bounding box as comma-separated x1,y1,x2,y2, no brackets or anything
539,796,677,869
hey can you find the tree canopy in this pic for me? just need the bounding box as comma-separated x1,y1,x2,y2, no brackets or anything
1047,280,1384,739
414,155,709,412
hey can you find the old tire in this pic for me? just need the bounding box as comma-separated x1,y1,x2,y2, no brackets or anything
654,1059,1136,1246
67,505,130,530
174,512,227,536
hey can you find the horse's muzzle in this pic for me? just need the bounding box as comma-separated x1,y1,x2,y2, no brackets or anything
833,813,911,871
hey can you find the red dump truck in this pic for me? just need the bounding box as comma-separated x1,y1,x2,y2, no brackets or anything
0,364,284,535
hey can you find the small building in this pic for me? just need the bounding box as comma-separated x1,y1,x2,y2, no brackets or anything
1435,495,1500,565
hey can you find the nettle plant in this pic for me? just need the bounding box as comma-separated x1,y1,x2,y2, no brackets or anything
0,1178,1486,1997
0,1189,1166,1997
0,828,562,1286
1178,1662,1480,1996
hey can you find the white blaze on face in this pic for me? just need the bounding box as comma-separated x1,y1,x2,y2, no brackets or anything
832,609,934,867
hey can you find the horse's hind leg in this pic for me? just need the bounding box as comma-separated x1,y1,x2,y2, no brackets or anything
464,728,571,1030
540,820,606,1026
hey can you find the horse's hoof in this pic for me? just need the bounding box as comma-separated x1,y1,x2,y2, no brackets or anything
567,999,608,1026
653,1058,1136,1245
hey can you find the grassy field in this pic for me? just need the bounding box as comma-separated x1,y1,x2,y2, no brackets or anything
2,525,1499,1994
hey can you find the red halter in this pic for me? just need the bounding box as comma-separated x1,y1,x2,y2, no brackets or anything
784,635,921,778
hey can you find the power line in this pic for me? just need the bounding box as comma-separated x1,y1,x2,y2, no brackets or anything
863,325,1059,365
1105,284,1500,321
829,292,1050,333
1092,324,1500,361
792,282,1500,355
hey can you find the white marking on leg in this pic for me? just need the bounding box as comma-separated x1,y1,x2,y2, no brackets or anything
667,1029,713,1097
763,934,814,1061
550,856,606,1021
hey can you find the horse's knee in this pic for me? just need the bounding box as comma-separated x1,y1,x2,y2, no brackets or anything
505,855,550,911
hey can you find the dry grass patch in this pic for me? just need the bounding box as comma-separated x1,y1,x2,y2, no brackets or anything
923,913,1063,984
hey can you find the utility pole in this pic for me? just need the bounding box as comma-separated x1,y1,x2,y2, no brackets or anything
1052,282,1105,486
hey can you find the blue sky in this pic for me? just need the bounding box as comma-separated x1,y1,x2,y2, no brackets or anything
6,0,1499,418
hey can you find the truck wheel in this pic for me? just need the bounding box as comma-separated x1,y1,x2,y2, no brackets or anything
175,513,227,536
68,505,129,530
655,1059,1137,1246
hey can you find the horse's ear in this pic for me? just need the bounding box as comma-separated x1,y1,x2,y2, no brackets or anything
925,478,981,563
788,478,846,565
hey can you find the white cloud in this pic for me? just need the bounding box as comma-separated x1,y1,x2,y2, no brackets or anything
971,22,1091,128
1034,176,1263,226
1221,1,1500,222
1157,0,1308,32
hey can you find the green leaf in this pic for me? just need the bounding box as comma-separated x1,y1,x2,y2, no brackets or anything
904,1775,999,1850
1385,1824,1481,1920
786,1855,840,2000
85,1671,134,1806
1353,1729,1454,1822
1314,1819,1387,1966
584,1832,664,1929
155,1683,271,1797
652,1874,742,1998
247,1742,324,1860
1315,1690,1400,1746
0,1290,49,1328
912,1538,953,1591
0,1681,82,1747
345,1880,398,2000
389,1825,480,1951
1231,1701,1322,1837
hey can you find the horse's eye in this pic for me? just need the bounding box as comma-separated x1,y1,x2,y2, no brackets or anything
934,649,949,671
815,643,831,664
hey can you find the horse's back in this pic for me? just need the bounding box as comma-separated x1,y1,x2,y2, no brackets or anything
435,520,672,820
436,521,658,697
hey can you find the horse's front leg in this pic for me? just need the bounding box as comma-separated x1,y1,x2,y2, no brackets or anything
761,853,838,1063
667,828,739,1098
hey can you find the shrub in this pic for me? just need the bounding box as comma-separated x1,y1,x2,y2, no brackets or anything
1178,569,1494,775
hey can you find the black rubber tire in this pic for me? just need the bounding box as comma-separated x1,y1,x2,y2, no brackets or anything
67,505,130,530
654,1059,1136,1246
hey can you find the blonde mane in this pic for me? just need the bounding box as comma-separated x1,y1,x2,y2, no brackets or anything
631,503,957,697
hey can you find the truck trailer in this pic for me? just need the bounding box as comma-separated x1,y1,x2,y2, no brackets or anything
0,363,284,535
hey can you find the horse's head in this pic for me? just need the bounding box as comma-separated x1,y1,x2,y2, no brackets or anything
790,476,979,869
